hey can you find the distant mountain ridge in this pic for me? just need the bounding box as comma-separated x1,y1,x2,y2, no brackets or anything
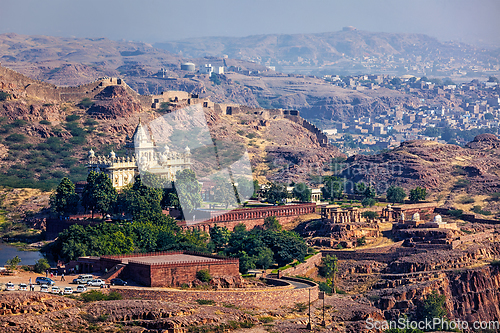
154,29,495,73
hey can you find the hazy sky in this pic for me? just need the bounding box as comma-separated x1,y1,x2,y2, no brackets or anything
1,0,499,46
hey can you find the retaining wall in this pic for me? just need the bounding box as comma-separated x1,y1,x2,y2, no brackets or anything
112,278,318,309
281,253,323,277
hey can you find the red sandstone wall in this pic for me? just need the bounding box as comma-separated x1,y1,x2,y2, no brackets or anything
149,261,239,287
184,214,301,232
112,284,318,309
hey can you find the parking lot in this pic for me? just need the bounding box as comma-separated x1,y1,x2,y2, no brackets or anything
0,270,110,292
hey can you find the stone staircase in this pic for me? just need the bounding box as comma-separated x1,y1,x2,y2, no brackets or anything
101,264,126,283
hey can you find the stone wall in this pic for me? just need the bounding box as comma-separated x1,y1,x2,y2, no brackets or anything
181,203,316,232
281,253,323,277
111,278,318,309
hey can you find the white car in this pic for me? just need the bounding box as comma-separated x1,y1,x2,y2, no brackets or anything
50,286,60,294
63,287,73,295
75,285,87,293
18,283,28,291
5,283,15,291
87,279,105,287
40,284,49,293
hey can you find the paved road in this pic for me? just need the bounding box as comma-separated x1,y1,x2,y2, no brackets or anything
285,279,311,289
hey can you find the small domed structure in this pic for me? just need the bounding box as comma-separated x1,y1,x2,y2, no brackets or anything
88,148,95,159
433,215,443,223
110,151,116,159
185,146,191,154
412,212,420,222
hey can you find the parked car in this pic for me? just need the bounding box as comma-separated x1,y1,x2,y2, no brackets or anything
75,285,87,293
36,277,55,285
50,286,60,294
40,284,49,293
87,279,105,287
72,274,94,284
5,282,15,291
110,278,127,286
18,283,28,291
63,287,73,295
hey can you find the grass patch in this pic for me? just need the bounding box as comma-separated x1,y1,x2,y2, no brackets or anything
195,299,216,305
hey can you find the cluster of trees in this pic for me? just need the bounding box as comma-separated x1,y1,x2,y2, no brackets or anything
386,185,427,204
210,216,308,273
52,216,209,262
51,170,202,218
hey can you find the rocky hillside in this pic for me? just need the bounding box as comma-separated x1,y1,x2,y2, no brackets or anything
339,134,500,209
0,64,342,192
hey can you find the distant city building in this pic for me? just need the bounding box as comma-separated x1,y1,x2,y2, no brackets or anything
181,62,196,71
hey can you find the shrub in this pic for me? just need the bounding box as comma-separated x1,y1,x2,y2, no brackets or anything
448,209,463,218
357,236,366,246
12,119,27,127
292,302,307,312
6,256,21,270
195,299,215,305
259,316,274,323
196,269,212,282
84,119,98,126
0,91,11,101
66,114,80,122
361,197,376,207
78,98,94,108
5,133,27,143
459,196,475,204
34,258,50,273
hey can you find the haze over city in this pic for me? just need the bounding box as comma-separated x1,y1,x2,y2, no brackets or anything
1,0,500,46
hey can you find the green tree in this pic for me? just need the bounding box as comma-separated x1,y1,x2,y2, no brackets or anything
321,255,338,294
364,186,376,198
50,177,80,216
354,182,366,195
254,246,274,269
488,76,499,83
209,224,230,252
263,216,282,231
174,169,202,215
321,176,343,201
417,291,448,323
361,197,376,207
292,182,312,202
362,211,378,221
409,186,427,203
386,185,406,204
263,182,289,204
213,176,237,209
119,175,163,221
82,171,117,218
34,258,50,273
6,256,21,270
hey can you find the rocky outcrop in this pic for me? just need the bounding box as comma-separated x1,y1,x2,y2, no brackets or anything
87,85,142,119
339,137,500,195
